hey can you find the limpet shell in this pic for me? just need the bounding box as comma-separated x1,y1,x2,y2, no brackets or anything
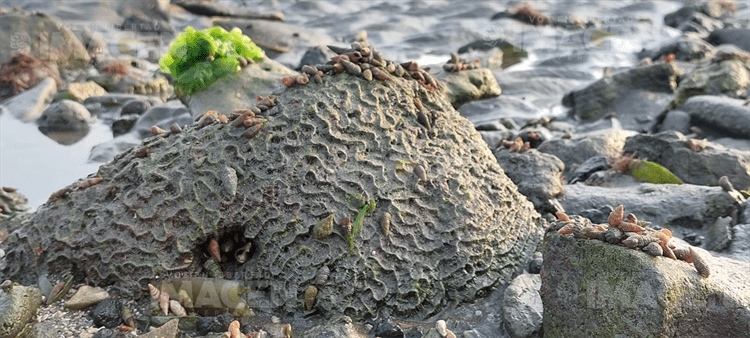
304,285,318,311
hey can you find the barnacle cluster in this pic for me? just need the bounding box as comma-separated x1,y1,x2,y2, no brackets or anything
158,26,264,96
552,205,710,277
282,41,440,90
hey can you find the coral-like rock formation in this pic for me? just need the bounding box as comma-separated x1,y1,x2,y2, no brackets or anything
0,66,543,318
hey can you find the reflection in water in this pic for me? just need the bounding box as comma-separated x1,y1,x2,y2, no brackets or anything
38,126,90,145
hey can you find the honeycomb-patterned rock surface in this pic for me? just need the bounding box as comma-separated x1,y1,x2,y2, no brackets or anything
1,73,543,318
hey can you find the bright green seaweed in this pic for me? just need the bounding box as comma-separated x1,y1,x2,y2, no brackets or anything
159,26,264,96
629,160,683,185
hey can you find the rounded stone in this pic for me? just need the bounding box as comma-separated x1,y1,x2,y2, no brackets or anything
121,99,152,116
91,298,122,329
37,99,94,132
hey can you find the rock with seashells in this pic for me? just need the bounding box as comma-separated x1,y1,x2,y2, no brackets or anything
0,50,543,319
542,210,750,337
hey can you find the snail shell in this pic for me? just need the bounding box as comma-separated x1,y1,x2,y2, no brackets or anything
555,211,570,222
301,65,318,76
362,69,373,81
626,213,638,224
170,122,182,133
673,247,693,263
148,283,160,300
690,247,710,278
150,126,166,136
718,176,734,192
178,289,194,310
381,212,391,237
243,124,264,139
304,285,318,311
509,137,523,152
296,74,309,85
204,257,225,279
608,205,624,227
228,320,242,338
281,76,295,87
315,215,334,240
315,266,330,285
413,164,427,181
159,291,170,316
341,59,362,76
209,239,221,262
371,67,390,81
235,242,252,263
170,299,187,316
313,73,323,84
643,242,663,257
417,110,431,130
436,320,448,336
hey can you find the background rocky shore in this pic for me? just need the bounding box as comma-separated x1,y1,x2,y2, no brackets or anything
0,0,749,337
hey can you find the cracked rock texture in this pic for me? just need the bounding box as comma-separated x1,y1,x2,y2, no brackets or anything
542,233,750,338
0,71,543,319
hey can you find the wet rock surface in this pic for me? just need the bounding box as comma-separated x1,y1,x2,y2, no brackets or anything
502,273,542,338
561,63,680,122
493,148,564,213
622,131,750,188
542,232,750,337
677,95,750,139
0,77,58,122
0,283,43,338
537,128,635,179
1,66,544,319
559,183,740,229
0,11,89,69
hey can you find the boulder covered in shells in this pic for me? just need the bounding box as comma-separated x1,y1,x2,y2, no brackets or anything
0,61,544,319
541,231,750,337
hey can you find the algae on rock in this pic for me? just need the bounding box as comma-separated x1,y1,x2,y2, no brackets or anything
0,69,543,319
541,233,750,337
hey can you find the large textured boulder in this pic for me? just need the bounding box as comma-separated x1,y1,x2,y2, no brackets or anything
0,69,543,319
542,233,750,337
